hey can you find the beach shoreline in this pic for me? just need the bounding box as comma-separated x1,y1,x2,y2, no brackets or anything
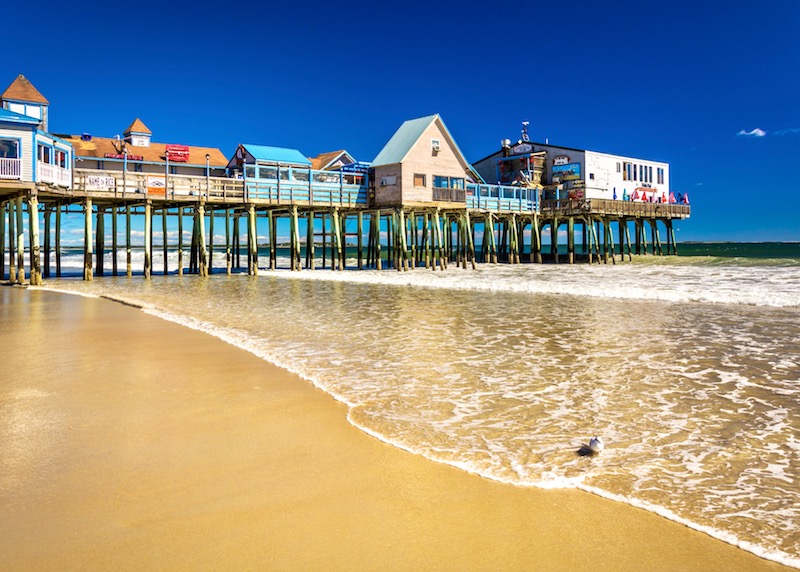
0,287,790,571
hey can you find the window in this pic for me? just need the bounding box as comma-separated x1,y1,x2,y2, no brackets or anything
134,162,143,172
37,144,51,164
55,149,67,168
589,173,595,180
649,166,653,183
0,139,19,158
657,167,664,185
433,175,464,188
616,162,621,172
245,165,256,178
414,173,426,187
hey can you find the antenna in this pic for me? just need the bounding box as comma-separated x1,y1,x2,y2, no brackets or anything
521,121,530,142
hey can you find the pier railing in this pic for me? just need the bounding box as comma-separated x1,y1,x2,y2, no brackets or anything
37,162,72,187
69,168,368,207
541,198,690,218
466,183,539,212
0,158,21,180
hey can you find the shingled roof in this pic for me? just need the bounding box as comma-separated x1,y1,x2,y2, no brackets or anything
1,74,49,105
60,134,229,167
124,118,151,135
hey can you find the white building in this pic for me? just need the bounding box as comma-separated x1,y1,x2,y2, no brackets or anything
473,134,672,204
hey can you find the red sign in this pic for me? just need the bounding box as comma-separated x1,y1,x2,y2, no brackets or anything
165,144,190,162
104,152,144,161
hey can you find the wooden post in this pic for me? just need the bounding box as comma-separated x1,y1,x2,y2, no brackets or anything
161,208,168,275
8,198,16,282
28,196,42,285
248,204,258,275
551,218,559,264
375,211,383,270
307,211,316,270
624,220,633,261
83,197,93,281
670,220,679,255
95,207,105,276
177,207,184,275
125,204,132,277
653,220,663,255
268,209,276,271
608,220,617,265
567,216,575,264
224,209,231,274
0,201,5,280
198,203,208,276
143,200,151,279
43,204,50,279
109,206,117,276
465,210,476,269
398,209,409,271
357,211,364,269
208,207,214,272
232,214,240,270
55,204,62,278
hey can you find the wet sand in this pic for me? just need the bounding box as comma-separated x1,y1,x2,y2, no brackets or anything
0,287,789,571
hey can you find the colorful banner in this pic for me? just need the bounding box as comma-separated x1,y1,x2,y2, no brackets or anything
552,163,581,181
147,175,166,195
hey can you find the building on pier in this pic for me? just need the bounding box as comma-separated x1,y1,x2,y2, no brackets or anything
370,114,483,207
473,127,672,204
58,118,228,196
0,75,73,193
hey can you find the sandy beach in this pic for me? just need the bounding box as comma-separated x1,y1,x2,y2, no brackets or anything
0,287,789,571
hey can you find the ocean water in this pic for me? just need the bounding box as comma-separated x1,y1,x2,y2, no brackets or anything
29,245,800,568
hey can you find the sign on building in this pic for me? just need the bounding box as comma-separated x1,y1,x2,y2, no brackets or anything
147,175,166,195
86,175,116,191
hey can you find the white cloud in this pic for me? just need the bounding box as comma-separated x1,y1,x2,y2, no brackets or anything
775,127,800,136
737,128,766,137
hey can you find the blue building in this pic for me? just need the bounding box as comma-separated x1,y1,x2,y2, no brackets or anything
0,75,73,191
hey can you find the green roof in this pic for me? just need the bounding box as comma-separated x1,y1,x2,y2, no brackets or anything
371,114,439,167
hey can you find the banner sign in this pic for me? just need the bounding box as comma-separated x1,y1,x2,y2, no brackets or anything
86,175,116,191
147,175,166,195
165,144,190,162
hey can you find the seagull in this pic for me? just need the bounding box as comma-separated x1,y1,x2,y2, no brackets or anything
577,436,605,457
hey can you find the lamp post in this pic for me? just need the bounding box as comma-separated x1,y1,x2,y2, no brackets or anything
205,153,210,200
165,148,170,199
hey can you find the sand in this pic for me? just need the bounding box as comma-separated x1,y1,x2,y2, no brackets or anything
0,287,789,571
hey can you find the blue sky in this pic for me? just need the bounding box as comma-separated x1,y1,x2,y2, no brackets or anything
3,0,799,241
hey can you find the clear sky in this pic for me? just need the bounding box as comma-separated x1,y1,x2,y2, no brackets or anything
3,0,798,241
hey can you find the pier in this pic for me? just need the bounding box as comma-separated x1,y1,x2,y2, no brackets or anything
0,170,690,282
0,76,690,283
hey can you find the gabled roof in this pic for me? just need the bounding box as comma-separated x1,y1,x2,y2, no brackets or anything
1,75,49,105
309,149,355,170
0,107,41,126
124,118,151,135
372,115,438,167
241,144,311,165
371,114,478,180
59,134,228,167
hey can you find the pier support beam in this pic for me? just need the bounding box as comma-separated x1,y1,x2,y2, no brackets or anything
83,197,93,281
568,216,575,264
28,196,42,286
551,218,559,264
43,205,50,278
111,206,118,276
55,204,62,277
198,204,208,277
97,207,105,277
248,205,258,275
125,205,131,277
143,200,152,279
8,199,16,282
0,201,5,280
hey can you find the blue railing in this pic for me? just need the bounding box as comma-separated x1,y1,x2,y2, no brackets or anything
243,166,368,206
466,183,538,212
